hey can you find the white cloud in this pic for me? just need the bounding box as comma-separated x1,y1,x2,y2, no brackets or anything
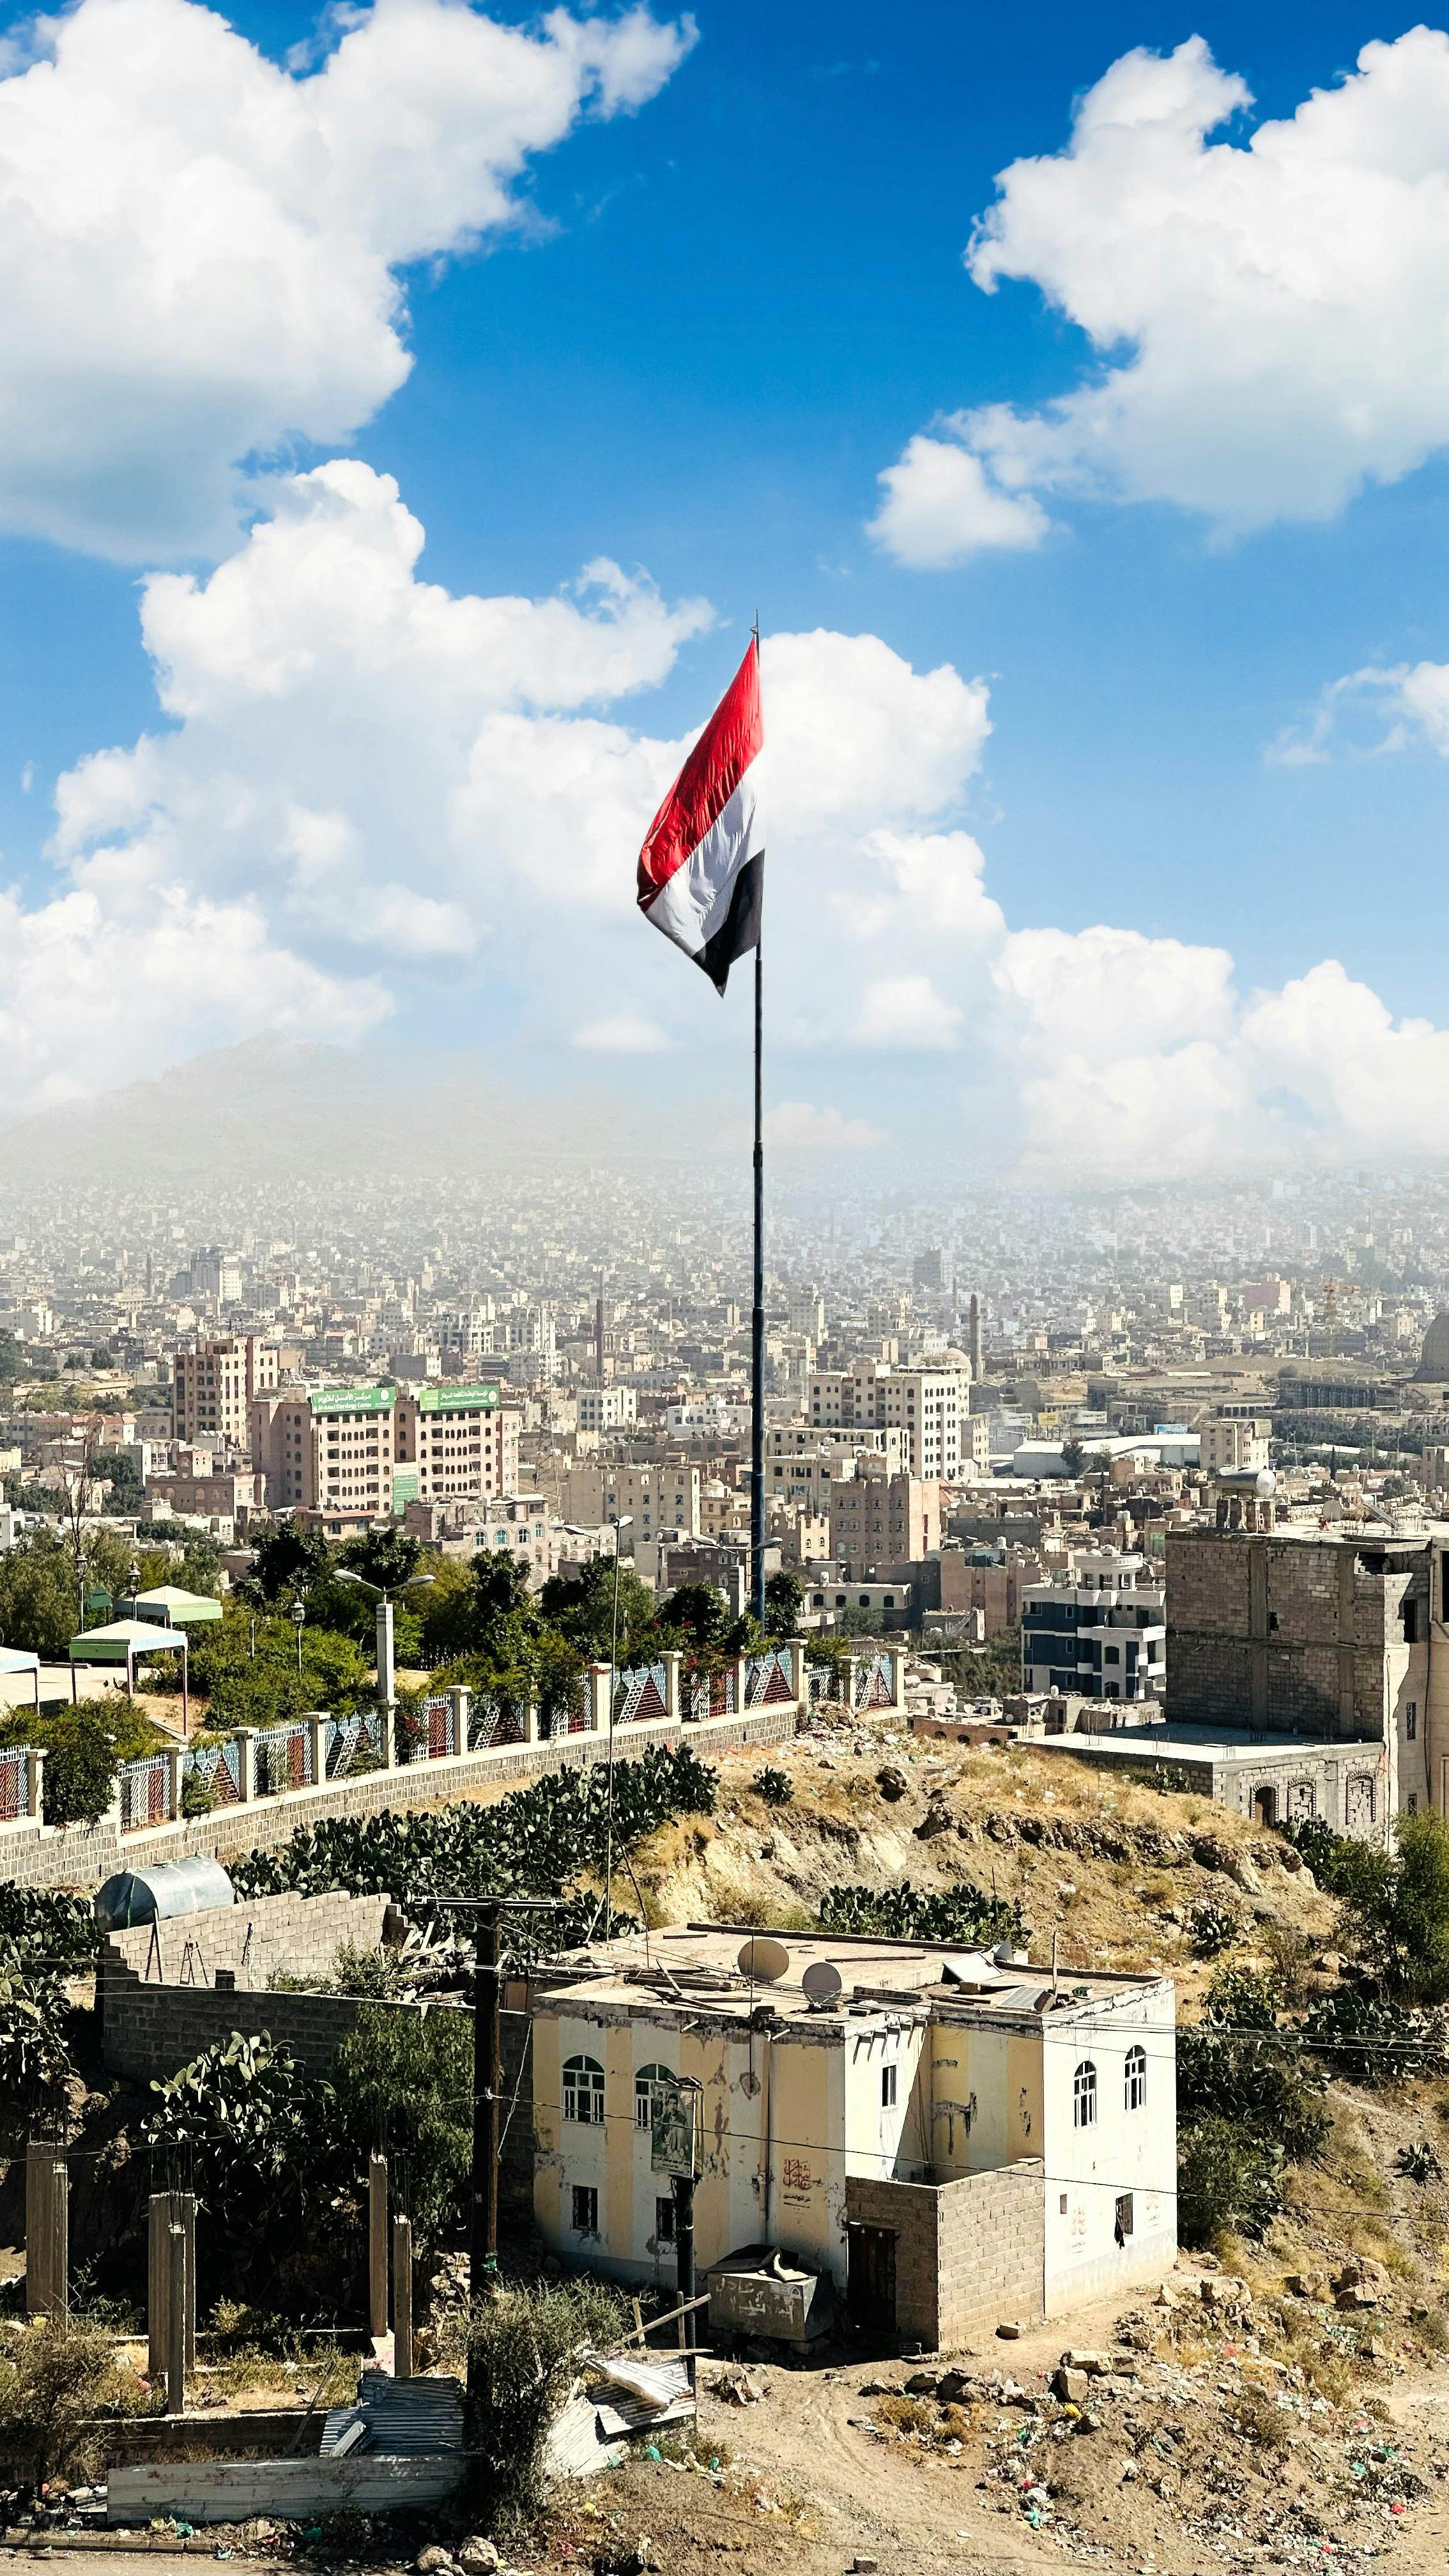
573,1012,667,1052
870,434,1050,567
23,452,1449,1184
762,1102,884,1152
877,27,1449,560
0,0,692,558
1269,656,1449,765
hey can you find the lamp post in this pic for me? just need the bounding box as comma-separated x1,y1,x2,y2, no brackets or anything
336,1567,436,1718
602,1514,632,1942
292,1596,306,1676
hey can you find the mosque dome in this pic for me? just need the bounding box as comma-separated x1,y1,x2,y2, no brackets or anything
1415,1311,1449,1381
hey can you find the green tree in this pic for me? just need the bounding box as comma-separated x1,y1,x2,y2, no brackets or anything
1061,1435,1085,1476
245,1523,335,1604
339,1527,422,1593
659,1581,730,1652
332,2005,473,2244
1335,1808,1449,2002
541,1555,659,1663
763,1570,803,1638
142,2032,336,2299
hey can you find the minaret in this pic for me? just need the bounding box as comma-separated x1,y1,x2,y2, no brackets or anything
968,1291,983,1381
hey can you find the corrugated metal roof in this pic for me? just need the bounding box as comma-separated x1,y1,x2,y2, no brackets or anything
321,2370,464,2457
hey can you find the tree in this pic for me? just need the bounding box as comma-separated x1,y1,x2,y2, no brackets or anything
339,1527,422,1593
1335,1809,1449,2003
540,1556,657,1664
658,1581,730,1652
332,2005,473,2244
142,2032,337,2299
1061,1436,1085,1477
245,1523,334,1604
763,1570,803,1638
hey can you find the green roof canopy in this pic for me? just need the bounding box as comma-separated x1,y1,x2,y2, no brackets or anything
124,1584,222,1627
69,1620,189,1664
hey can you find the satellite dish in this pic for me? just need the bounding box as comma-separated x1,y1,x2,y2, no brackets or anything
737,1936,790,1983
1256,1469,1278,1498
802,1959,844,2004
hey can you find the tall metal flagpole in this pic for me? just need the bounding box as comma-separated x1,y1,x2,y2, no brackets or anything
751,619,766,1627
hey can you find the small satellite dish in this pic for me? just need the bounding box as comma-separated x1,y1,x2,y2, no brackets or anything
737,1936,790,1983
802,1959,844,2004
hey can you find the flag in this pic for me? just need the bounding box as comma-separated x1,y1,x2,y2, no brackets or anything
636,636,763,994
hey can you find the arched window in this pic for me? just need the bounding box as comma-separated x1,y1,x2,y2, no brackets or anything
1124,2044,1147,2113
1073,2060,1098,2128
564,2055,605,2124
635,2062,675,2129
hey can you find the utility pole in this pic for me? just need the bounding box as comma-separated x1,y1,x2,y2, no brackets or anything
670,2172,697,2395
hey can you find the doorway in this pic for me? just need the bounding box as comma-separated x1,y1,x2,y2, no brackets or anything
1253,1785,1277,1827
846,2223,897,2333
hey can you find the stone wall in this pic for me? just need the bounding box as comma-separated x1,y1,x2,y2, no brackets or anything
845,2159,1045,2346
1167,1530,1406,1741
0,1701,802,1894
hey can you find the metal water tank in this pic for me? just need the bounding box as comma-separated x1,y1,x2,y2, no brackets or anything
94,1855,235,1931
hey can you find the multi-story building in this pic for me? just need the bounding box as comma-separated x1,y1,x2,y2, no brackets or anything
1199,1413,1271,1476
807,1362,967,1479
578,1386,638,1436
1022,1551,1167,1703
830,1464,940,1575
404,1491,555,1584
528,1922,1176,2336
394,1383,518,1505
172,1335,278,1448
559,1460,703,1543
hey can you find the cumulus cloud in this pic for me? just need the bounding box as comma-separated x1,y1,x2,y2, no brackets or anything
0,0,692,558
875,27,1449,562
762,1102,885,1152
1269,657,1449,765
855,976,964,1053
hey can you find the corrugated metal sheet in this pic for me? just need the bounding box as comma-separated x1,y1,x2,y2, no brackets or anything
108,2455,463,2526
321,2369,464,2456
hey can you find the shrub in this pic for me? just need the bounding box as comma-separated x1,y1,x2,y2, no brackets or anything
0,1887,98,1970
468,2280,627,2521
332,2005,473,2244
1178,2113,1283,2242
818,1880,1021,1947
752,1766,793,1807
142,2033,337,2297
1301,1986,1449,2087
0,2315,153,2487
1187,1899,1241,1959
0,1945,75,2134
1333,1810,1449,2004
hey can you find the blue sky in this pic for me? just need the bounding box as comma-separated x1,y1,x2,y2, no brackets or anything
3,0,1449,1179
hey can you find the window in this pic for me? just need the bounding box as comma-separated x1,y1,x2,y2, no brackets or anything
881,2064,898,2110
564,2055,605,2124
1059,2193,1068,2216
1407,1703,1418,1740
635,2063,674,2130
571,2186,599,2235
1114,2192,1134,2244
1409,1793,1419,1813
1124,2044,1147,2112
1073,2060,1097,2128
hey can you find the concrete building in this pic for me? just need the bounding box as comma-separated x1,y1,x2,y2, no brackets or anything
1022,1551,1167,1702
528,1924,1176,2340
394,1383,518,1505
172,1335,278,1448
831,1464,940,1575
578,1386,638,1436
1200,1413,1272,1477
807,1363,968,1478
560,1460,703,1544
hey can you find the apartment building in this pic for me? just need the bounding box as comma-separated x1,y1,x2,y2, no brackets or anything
577,1386,638,1436
831,1464,940,1575
808,1362,967,1478
1022,1550,1167,1703
172,1335,279,1448
394,1383,518,1503
1199,1413,1271,1476
559,1460,703,1542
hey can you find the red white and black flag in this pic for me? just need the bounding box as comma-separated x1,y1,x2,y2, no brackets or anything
636,636,763,994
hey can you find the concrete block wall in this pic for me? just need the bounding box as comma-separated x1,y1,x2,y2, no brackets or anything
1167,1531,1399,1743
845,2162,1045,2348
0,1701,801,1894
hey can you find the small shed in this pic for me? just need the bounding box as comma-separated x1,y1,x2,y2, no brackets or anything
119,1586,222,1629
95,1856,235,1931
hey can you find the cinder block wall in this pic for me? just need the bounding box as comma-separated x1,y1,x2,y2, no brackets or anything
845,2160,1045,2347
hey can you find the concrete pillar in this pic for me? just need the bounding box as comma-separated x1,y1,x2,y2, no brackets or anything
448,1687,470,1755
731,1655,748,1715
26,2152,67,2320
303,1711,326,1787
788,1641,807,1708
392,2215,413,2379
235,1729,257,1802
887,1646,907,1712
523,1694,541,1745
165,1747,185,1820
662,1650,682,1722
586,1663,611,1735
368,2152,389,2342
167,2224,187,2415
378,1701,397,1771
26,1747,45,1820
149,2192,197,2378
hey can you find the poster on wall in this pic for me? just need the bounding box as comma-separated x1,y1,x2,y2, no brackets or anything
650,2076,698,2177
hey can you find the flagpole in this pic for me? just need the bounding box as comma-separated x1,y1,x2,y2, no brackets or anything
751,620,765,1629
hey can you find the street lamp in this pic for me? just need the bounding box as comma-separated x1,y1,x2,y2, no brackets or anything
292,1596,306,1675
336,1567,436,1712
602,1514,632,1941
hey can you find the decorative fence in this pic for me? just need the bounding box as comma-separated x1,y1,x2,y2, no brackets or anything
181,1738,242,1807
853,1650,895,1712
806,1662,836,1706
540,1676,588,1738
744,1647,795,1708
120,1752,170,1831
684,1660,737,1724
424,1695,459,1759
0,1745,31,1822
612,1661,669,1727
326,1709,385,1777
468,1693,526,1752
252,1722,314,1797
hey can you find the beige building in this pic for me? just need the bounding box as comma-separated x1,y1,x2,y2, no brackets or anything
808,1363,967,1478
577,1386,638,1436
1200,1413,1271,1476
394,1383,518,1504
560,1460,703,1542
250,1379,516,1516
831,1464,940,1574
528,1924,1176,2341
172,1336,278,1448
